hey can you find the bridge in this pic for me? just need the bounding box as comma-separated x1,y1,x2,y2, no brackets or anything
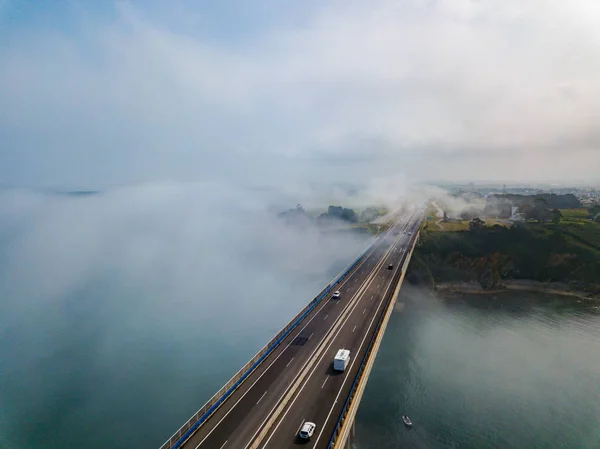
160,205,424,449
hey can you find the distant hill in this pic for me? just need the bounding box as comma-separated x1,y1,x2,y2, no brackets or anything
278,204,366,229
39,189,101,197
277,204,314,227
317,205,358,224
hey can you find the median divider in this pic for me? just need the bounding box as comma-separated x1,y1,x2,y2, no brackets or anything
160,227,395,449
248,231,403,449
327,229,421,449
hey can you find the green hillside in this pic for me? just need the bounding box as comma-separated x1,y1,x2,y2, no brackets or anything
411,215,600,294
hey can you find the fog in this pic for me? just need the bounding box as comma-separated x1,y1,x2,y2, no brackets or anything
0,181,410,448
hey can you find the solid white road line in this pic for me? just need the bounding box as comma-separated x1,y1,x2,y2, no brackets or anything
310,225,413,447
258,233,408,449
261,216,419,449
295,419,305,436
242,234,403,449
258,229,411,449
190,244,378,448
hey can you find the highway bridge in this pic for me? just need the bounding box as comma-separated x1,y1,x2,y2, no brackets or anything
160,205,424,449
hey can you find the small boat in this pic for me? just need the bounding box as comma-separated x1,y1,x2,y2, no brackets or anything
402,415,413,427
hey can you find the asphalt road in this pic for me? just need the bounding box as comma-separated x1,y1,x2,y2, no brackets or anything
259,215,422,449
179,207,421,449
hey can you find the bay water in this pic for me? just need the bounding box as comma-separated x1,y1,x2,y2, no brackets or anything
355,286,600,449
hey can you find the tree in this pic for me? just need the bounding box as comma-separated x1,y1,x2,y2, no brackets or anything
530,198,549,222
469,217,485,231
550,208,563,224
595,213,600,223
518,203,534,220
460,207,482,220
517,199,549,222
318,205,359,223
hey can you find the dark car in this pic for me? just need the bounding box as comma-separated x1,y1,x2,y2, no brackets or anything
388,264,393,270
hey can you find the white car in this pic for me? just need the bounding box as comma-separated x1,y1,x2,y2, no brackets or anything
299,421,316,439
332,290,341,299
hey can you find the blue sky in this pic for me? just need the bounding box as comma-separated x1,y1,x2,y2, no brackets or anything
1,0,600,189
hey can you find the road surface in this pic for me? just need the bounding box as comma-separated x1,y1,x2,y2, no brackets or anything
178,208,421,449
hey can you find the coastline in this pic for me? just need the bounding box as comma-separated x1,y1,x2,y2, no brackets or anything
434,279,600,301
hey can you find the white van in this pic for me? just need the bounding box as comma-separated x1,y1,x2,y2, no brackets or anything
333,349,351,371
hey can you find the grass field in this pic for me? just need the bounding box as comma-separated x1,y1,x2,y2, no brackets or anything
424,210,600,253
553,209,600,253
560,208,590,220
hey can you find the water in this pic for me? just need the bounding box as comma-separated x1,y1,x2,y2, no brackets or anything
2,188,599,449
355,286,600,449
0,188,374,449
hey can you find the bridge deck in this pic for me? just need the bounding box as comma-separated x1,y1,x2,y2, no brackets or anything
172,209,421,449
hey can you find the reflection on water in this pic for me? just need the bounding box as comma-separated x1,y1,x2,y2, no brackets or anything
355,287,600,449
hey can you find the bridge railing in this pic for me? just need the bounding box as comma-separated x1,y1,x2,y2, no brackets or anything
160,227,395,449
327,231,419,449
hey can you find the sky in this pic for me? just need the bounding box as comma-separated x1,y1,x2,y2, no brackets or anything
1,0,600,188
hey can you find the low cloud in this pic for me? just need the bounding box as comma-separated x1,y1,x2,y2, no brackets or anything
1,0,600,187
0,182,387,448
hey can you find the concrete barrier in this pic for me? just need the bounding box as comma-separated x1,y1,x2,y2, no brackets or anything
327,229,421,448
159,227,394,449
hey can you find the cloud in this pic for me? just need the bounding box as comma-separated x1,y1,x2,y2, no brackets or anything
0,182,388,448
1,0,600,188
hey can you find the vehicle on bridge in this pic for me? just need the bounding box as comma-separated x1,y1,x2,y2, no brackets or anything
299,421,316,439
388,263,393,270
333,349,351,372
332,290,341,299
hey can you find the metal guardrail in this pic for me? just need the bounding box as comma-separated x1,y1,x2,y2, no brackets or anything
160,227,394,449
327,231,419,448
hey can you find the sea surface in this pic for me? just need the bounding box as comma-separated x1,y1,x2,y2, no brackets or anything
0,187,376,449
355,287,600,449
3,192,600,449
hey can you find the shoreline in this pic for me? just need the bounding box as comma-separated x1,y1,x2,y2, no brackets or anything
434,280,600,301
